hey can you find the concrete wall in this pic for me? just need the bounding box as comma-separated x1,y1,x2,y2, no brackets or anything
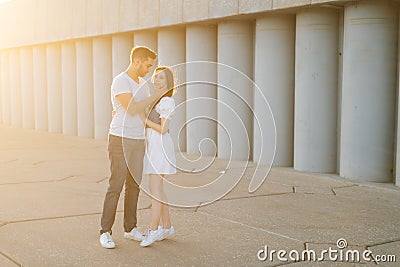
0,0,352,49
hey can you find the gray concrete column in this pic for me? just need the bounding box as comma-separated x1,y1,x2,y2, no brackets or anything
76,39,94,138
186,24,217,156
0,51,1,125
158,27,186,152
112,34,133,77
20,47,34,129
1,51,10,125
294,8,339,172
341,0,398,182
337,8,345,173
33,46,47,131
93,37,112,140
47,43,62,133
217,21,253,160
9,49,22,127
254,15,295,166
61,42,77,136
396,7,400,187
0,55,2,125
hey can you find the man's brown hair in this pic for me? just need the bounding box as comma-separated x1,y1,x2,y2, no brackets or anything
130,46,157,62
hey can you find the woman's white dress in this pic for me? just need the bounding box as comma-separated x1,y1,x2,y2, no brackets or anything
143,97,177,175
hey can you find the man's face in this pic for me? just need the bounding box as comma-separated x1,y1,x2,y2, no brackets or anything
137,57,155,77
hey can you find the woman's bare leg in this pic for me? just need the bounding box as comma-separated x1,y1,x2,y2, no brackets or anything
149,174,163,231
161,191,171,229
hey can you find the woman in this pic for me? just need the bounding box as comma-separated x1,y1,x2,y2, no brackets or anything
140,66,176,247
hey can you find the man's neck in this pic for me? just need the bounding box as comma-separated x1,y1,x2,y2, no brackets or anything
125,67,140,84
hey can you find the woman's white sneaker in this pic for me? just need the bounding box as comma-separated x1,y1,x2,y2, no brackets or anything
99,232,116,249
124,227,145,241
158,226,175,241
140,229,162,247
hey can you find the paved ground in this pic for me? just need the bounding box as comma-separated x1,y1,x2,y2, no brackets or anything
0,125,399,267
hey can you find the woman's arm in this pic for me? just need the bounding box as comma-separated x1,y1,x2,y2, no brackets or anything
145,118,171,135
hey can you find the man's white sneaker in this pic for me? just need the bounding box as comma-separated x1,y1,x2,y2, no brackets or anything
99,232,116,249
158,226,175,241
124,227,145,241
140,229,162,247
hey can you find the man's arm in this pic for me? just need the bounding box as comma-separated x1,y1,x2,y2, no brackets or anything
116,88,167,116
116,93,157,116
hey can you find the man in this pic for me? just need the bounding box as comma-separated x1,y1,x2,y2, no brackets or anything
99,46,167,249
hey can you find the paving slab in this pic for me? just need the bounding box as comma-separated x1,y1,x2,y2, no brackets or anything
0,129,108,184
0,181,104,222
0,161,97,184
156,170,292,196
0,209,303,267
176,152,253,173
222,179,293,200
203,166,356,195
0,254,17,267
1,126,400,266
198,193,400,246
141,172,292,207
267,169,358,195
368,241,400,267
264,168,355,187
0,181,151,222
140,172,225,207
333,185,400,209
282,261,368,266
0,127,106,151
0,157,110,184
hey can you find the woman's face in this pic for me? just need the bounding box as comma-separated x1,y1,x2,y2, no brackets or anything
153,70,167,91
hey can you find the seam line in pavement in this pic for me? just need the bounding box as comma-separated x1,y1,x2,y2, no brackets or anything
331,184,359,195
32,161,45,165
1,207,152,225
332,185,359,189
197,210,303,243
96,177,109,183
0,251,22,266
0,159,18,163
0,175,78,186
366,238,400,248
4,212,102,225
221,192,294,202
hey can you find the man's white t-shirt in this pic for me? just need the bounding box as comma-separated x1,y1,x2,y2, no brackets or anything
109,72,150,139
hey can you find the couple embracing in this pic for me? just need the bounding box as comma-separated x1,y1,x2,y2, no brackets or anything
99,46,177,249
